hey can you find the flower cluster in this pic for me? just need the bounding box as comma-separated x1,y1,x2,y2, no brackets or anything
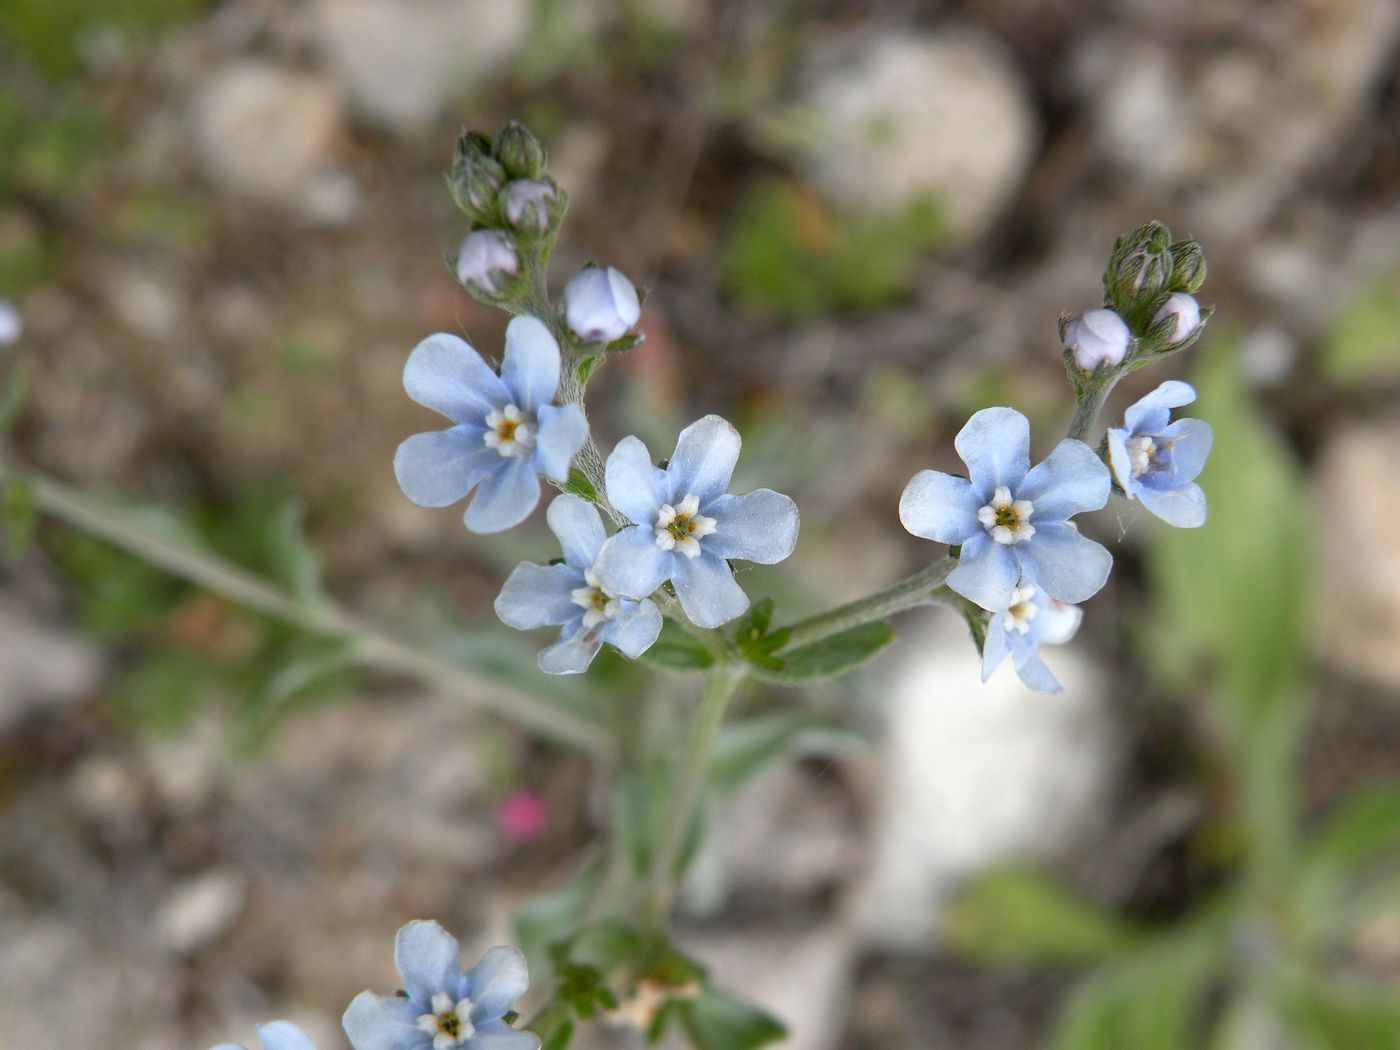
212,922,539,1050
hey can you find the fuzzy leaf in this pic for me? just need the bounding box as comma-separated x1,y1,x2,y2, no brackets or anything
763,621,895,681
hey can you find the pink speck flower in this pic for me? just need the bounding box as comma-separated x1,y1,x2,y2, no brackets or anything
496,789,548,843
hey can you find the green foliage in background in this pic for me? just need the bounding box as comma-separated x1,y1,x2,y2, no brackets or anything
51,486,353,746
723,178,945,319
946,345,1400,1049
1323,276,1400,386
0,0,208,78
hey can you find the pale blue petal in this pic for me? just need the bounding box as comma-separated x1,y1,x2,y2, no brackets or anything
667,415,741,504
1157,417,1213,484
955,407,1030,498
404,333,507,424
466,1021,542,1050
1036,599,1083,646
593,526,672,598
1138,482,1208,528
1105,426,1137,495
1123,380,1196,435
604,436,668,524
898,470,984,543
1018,439,1110,522
534,403,587,482
1014,654,1063,694
672,552,749,628
464,946,530,1022
947,532,1019,610
1015,523,1112,603
342,992,422,1050
464,457,541,533
538,630,600,674
546,494,606,569
395,920,460,1006
394,426,498,507
702,490,799,563
496,563,582,629
601,599,663,658
256,1022,318,1050
499,316,561,411
980,618,1009,682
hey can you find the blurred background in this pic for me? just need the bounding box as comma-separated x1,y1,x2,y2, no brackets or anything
3,1,1400,1047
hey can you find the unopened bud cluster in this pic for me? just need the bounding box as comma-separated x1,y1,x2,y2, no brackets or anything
1061,221,1212,376
448,122,567,304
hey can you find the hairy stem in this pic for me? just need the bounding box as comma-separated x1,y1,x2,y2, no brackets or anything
2,463,611,756
520,251,623,525
777,558,956,651
647,660,746,924
1067,372,1122,443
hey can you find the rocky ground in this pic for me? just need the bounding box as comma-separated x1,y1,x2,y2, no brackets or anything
3,1,1400,1047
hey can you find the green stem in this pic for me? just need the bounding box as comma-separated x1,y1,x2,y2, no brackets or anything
777,558,955,651
647,660,746,924
1067,372,1122,443
519,250,622,526
2,463,611,756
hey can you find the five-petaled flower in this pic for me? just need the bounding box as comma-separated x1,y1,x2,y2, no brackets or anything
343,921,539,1050
212,1021,317,1050
980,581,1084,693
496,494,663,673
900,407,1112,611
592,415,799,629
393,316,588,533
1106,380,1212,528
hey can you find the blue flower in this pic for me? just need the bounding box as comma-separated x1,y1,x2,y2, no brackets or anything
980,581,1084,693
212,1021,317,1050
1106,380,1212,528
495,494,663,673
592,415,799,629
394,316,588,533
899,407,1112,611
343,921,539,1050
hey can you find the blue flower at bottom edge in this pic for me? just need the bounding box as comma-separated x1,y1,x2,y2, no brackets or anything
212,1021,317,1050
393,316,588,534
591,415,799,629
899,407,1112,611
981,581,1084,694
495,494,663,673
343,921,539,1050
1106,380,1212,528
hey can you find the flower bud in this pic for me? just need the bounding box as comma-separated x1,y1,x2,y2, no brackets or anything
503,177,560,232
1064,308,1131,370
1153,292,1201,343
0,299,20,345
449,131,507,219
564,265,641,343
454,229,519,296
1169,243,1206,294
494,120,548,180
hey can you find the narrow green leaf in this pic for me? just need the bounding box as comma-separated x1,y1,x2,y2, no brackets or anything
765,621,895,681
561,467,598,503
945,868,1142,964
679,989,786,1050
1,476,37,562
709,711,864,794
638,618,714,671
0,367,26,433
266,499,324,605
1284,979,1400,1050
513,857,605,974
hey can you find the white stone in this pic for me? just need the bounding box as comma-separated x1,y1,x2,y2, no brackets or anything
789,30,1037,246
853,614,1112,948
190,61,355,222
155,870,247,953
0,603,103,732
1316,421,1400,690
313,0,530,129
